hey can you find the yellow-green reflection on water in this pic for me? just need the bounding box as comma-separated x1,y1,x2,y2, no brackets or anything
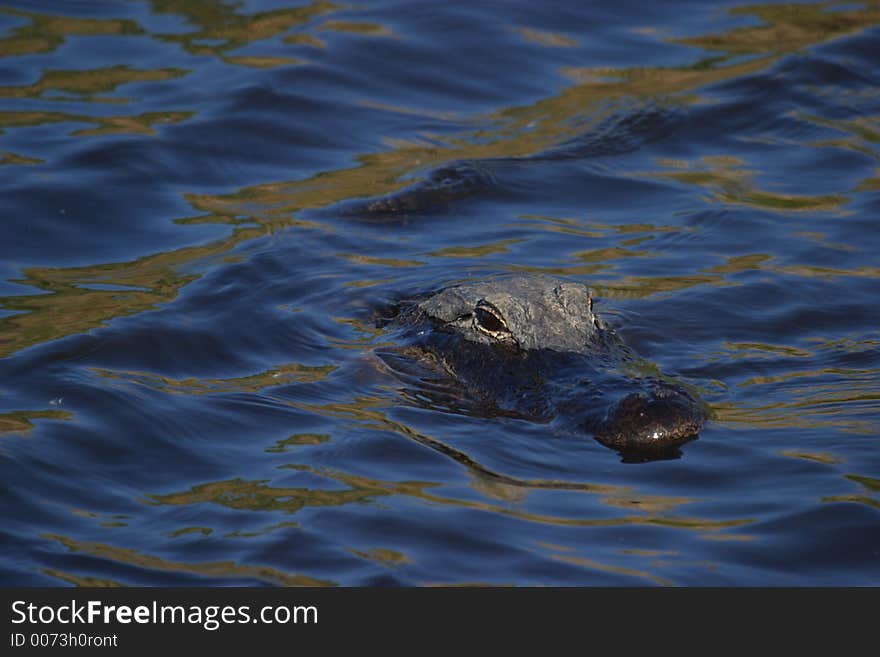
338,253,426,268
0,409,72,436
319,20,393,37
713,399,877,434
266,433,331,453
0,151,42,165
708,251,880,281
3,0,880,362
515,27,578,48
221,55,301,68
589,274,727,299
147,462,753,533
780,450,843,464
282,33,326,48
795,231,858,251
0,226,262,358
429,238,523,258
145,473,399,513
67,508,131,530
822,495,880,510
329,317,391,349
254,396,752,532
548,551,673,586
225,521,300,539
646,156,848,212
721,341,813,359
572,246,652,263
149,0,339,65
846,474,880,491
42,568,125,587
674,2,880,55
348,547,410,567
0,8,142,59
822,474,880,510
506,263,609,277
855,169,880,191
181,2,880,228
0,110,194,136
804,112,880,152
43,533,334,586
0,66,188,101
168,526,213,538
512,215,685,244
704,331,880,433
92,362,337,394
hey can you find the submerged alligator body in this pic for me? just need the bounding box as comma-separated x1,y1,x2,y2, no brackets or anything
339,161,498,222
343,102,679,221
378,274,707,459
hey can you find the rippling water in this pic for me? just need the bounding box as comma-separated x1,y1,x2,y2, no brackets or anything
1,0,879,586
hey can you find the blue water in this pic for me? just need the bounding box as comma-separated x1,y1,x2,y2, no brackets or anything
1,0,878,586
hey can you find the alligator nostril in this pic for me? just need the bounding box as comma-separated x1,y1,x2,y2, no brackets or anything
594,389,706,452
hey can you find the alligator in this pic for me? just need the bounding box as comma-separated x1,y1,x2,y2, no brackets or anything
377,274,707,460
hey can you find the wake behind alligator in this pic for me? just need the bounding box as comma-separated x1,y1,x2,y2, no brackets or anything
340,100,679,221
377,274,707,461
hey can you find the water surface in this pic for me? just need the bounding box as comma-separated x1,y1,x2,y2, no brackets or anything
1,0,879,586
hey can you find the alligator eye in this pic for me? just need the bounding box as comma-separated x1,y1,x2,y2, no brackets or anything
474,300,514,341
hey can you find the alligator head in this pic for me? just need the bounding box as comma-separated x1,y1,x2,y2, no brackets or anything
380,275,707,459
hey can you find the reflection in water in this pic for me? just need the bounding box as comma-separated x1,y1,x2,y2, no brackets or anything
93,362,338,393
150,0,339,65
712,363,879,434
0,151,41,165
647,156,847,212
348,547,409,567
0,66,188,101
780,451,842,465
146,473,394,513
225,521,300,539
516,27,578,49
0,409,72,436
1,0,878,585
0,227,262,358
43,533,334,586
822,475,880,510
0,110,195,136
0,8,142,58
548,552,673,586
4,2,880,358
42,569,124,587
266,433,330,453
168,526,212,538
319,21,393,37
674,2,880,54
148,463,752,532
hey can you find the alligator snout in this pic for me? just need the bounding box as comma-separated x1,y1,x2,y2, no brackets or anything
594,386,706,453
